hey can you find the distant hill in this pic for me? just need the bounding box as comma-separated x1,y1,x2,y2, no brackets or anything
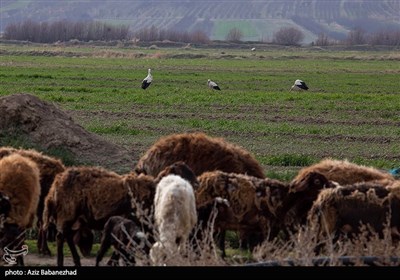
1,0,399,43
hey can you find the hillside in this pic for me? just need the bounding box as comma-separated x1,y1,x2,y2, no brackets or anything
1,0,399,43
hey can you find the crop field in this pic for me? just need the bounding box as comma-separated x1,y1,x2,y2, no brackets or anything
0,43,399,181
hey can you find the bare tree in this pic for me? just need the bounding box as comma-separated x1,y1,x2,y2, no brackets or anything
315,33,331,46
3,23,17,40
273,27,304,46
368,29,400,46
226,27,243,42
135,26,209,44
345,27,366,45
3,20,129,43
190,30,210,44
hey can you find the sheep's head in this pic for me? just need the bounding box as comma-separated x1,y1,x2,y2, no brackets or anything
289,171,331,193
155,161,199,189
281,172,337,230
133,163,146,176
212,197,237,227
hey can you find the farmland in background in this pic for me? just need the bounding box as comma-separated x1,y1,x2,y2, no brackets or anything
1,0,399,42
0,42,399,180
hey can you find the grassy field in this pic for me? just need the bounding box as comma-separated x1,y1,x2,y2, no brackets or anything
213,20,259,41
0,42,399,180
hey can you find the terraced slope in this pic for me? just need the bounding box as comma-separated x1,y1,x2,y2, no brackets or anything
1,0,399,42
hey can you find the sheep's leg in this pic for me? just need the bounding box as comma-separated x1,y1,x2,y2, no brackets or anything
38,223,51,256
107,251,120,266
96,234,112,266
119,248,135,266
65,230,81,267
15,238,26,266
216,230,226,258
16,254,24,266
56,232,65,267
36,220,43,253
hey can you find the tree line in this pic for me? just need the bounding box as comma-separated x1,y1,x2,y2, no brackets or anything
2,19,400,46
2,20,209,44
3,20,130,43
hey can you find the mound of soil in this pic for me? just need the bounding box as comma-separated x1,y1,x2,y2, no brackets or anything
0,93,132,172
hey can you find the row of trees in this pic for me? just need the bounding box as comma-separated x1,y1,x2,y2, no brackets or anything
2,20,400,46
3,20,210,44
133,26,209,44
3,20,130,43
344,28,400,46
313,28,400,46
228,26,400,46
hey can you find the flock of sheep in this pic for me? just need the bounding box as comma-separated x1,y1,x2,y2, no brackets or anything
0,131,398,266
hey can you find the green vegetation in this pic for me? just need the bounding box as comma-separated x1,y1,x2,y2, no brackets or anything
213,21,258,41
0,0,32,12
0,43,399,181
24,239,104,258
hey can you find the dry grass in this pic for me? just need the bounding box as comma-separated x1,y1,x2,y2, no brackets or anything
96,186,400,266
251,222,400,266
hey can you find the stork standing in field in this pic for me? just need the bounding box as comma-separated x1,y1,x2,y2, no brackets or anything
208,79,221,91
290,79,309,91
141,68,153,89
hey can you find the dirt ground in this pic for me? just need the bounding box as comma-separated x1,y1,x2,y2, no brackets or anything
22,254,96,267
0,93,133,172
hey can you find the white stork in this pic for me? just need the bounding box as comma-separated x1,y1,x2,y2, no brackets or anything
141,68,153,90
290,79,309,91
207,79,221,91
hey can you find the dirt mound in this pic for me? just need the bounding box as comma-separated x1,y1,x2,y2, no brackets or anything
0,93,132,172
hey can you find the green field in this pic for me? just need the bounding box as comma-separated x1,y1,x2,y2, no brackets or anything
213,20,259,41
0,43,399,180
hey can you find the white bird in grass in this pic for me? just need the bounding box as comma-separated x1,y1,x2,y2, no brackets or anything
141,68,153,90
207,79,221,91
290,79,309,91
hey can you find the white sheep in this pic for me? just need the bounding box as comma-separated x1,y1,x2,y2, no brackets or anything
150,174,197,265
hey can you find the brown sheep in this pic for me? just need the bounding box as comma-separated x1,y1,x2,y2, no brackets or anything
196,171,288,256
307,180,400,248
193,197,235,256
282,171,340,235
134,132,265,179
42,166,156,267
290,158,395,190
196,197,234,234
0,154,41,266
0,146,65,255
196,170,336,255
